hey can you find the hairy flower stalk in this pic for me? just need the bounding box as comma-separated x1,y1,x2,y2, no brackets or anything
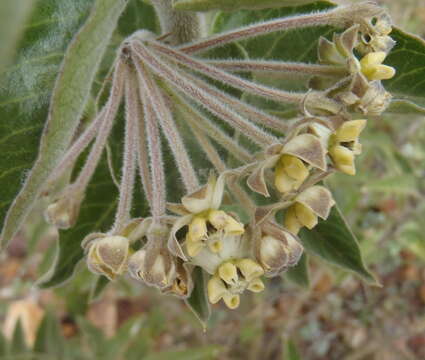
140,85,167,219
179,2,384,54
134,57,199,192
206,59,348,77
70,60,126,195
131,40,277,146
170,88,253,163
149,40,306,104
111,74,139,233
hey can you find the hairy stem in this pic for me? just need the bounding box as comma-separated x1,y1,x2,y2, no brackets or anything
178,2,382,54
206,59,347,77
171,90,253,163
70,59,125,195
140,84,167,219
134,58,199,192
148,40,305,104
131,41,275,147
46,107,105,185
112,74,139,232
134,87,154,210
181,70,288,133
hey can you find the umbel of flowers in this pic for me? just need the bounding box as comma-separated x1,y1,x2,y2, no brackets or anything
43,1,396,310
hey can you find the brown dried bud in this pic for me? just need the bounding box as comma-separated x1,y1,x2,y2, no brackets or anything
44,192,83,229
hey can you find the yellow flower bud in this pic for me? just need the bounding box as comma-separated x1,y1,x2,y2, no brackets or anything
284,206,303,235
236,258,264,282
185,234,204,257
360,52,395,80
247,278,265,293
223,293,240,309
188,216,207,242
274,155,308,193
218,262,238,285
207,276,227,304
329,120,366,175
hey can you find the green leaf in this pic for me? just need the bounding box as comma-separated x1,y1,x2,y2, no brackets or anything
173,0,317,11
33,312,65,356
385,28,425,99
285,253,309,288
89,276,110,302
0,0,37,72
285,339,302,360
0,0,127,251
299,206,378,285
0,0,95,251
185,267,211,328
387,99,425,115
143,346,220,360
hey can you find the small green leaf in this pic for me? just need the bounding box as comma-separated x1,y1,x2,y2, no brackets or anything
387,99,425,115
185,267,211,328
285,253,310,288
173,0,316,11
385,28,425,99
299,206,378,285
0,0,127,251
33,312,65,356
0,0,36,72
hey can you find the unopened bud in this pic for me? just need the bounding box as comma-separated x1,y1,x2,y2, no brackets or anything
44,195,82,229
86,236,130,280
128,247,176,290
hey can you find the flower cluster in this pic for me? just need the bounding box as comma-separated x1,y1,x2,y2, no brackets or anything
43,2,396,312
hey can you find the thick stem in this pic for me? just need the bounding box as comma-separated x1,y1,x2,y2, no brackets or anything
134,58,199,192
149,41,304,105
140,85,167,219
71,59,125,195
150,0,200,45
172,90,253,163
131,41,275,147
206,59,347,77
112,74,139,232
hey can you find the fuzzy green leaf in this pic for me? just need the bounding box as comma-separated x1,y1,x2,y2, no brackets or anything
385,28,425,99
185,267,211,328
0,0,127,251
299,206,378,285
173,0,316,11
0,0,37,72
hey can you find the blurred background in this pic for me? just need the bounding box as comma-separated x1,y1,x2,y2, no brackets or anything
1,0,424,359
